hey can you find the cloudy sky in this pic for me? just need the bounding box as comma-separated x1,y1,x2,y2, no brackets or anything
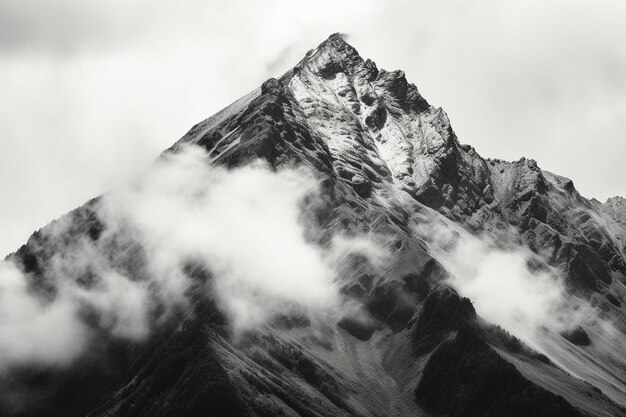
1,0,625,256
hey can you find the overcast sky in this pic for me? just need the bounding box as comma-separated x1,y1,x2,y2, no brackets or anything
1,0,625,256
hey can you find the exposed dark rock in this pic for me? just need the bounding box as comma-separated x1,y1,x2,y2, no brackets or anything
365,281,416,331
412,285,476,354
416,326,584,417
560,326,592,346
402,258,445,300
606,292,621,307
337,316,378,341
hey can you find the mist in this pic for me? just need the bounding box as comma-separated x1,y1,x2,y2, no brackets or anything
0,261,87,370
418,218,591,345
97,146,340,334
0,144,602,370
0,145,387,369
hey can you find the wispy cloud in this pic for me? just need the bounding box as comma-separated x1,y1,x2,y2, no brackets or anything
415,216,592,346
0,146,385,369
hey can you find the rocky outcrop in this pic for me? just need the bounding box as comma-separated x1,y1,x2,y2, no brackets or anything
411,285,476,354
416,326,583,417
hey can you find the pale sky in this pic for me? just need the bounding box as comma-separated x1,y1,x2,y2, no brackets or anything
1,0,625,256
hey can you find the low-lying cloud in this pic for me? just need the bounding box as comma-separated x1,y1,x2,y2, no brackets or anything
418,218,591,345
0,261,88,369
2,142,599,371
0,145,383,370
99,146,340,334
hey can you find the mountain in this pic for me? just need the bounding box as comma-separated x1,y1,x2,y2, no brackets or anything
2,33,626,417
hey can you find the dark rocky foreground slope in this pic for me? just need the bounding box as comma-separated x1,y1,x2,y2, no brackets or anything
3,34,626,417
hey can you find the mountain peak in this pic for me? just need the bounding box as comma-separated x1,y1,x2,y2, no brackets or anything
293,32,372,82
322,32,352,48
317,32,358,58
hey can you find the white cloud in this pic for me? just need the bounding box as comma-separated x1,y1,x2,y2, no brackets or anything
0,145,387,368
418,218,591,345
0,260,88,369
98,146,340,334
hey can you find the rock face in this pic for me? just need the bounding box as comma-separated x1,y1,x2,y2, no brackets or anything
416,325,583,417
3,34,626,417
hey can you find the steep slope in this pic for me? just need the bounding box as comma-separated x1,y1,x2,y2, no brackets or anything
598,196,626,252
489,159,626,294
2,34,626,417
